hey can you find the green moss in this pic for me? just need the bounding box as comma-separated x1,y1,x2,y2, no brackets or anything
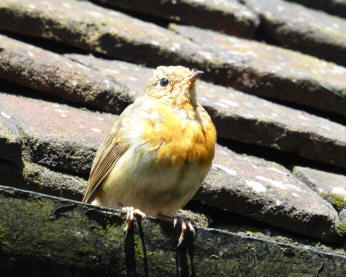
216,223,263,236
0,224,7,240
320,193,346,212
337,222,346,238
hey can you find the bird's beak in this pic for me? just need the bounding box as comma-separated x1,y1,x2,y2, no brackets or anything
185,70,204,82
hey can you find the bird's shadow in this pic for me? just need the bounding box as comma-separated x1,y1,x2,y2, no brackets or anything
124,220,139,277
124,217,195,277
175,229,195,277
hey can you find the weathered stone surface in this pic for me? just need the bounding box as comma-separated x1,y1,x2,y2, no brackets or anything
0,34,131,114
338,209,346,238
93,0,259,38
67,54,346,169
288,0,346,23
293,166,346,214
172,209,210,228
0,0,217,69
0,107,22,162
170,24,346,117
0,185,345,277
293,166,346,200
340,209,346,223
0,95,115,146
322,193,346,214
195,145,339,242
66,54,152,99
0,161,85,200
22,162,85,200
67,54,151,97
340,209,346,235
0,92,117,175
245,0,346,67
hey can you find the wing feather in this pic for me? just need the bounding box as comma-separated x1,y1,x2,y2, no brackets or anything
82,122,128,203
82,98,150,203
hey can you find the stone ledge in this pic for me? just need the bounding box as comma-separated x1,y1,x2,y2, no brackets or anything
0,185,345,277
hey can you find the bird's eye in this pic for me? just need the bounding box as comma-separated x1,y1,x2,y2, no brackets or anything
159,78,169,87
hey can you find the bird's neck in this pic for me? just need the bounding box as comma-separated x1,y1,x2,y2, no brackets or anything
175,86,197,109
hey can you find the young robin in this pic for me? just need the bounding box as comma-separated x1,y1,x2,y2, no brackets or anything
82,65,216,245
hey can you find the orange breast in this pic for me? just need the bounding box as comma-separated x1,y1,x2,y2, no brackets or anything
142,103,216,167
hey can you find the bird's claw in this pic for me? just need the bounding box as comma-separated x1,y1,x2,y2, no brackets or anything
122,207,146,233
174,218,195,247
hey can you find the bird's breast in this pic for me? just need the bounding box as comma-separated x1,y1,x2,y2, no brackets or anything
141,103,216,167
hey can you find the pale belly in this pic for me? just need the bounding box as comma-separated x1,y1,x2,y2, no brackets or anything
92,144,210,216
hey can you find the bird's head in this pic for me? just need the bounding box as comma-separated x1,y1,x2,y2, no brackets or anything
144,66,203,107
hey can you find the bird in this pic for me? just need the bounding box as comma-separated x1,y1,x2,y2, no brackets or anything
82,65,216,245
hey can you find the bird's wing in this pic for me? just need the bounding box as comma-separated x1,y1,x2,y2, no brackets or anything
82,120,129,203
82,97,153,203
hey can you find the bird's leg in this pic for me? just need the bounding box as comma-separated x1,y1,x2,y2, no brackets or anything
158,214,195,246
174,218,195,246
122,207,146,233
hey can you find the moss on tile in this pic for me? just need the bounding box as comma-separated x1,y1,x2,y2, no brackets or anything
0,224,7,240
320,193,346,212
337,222,346,237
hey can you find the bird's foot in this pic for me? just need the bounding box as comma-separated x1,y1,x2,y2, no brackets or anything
174,218,195,247
122,206,146,233
157,214,195,246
